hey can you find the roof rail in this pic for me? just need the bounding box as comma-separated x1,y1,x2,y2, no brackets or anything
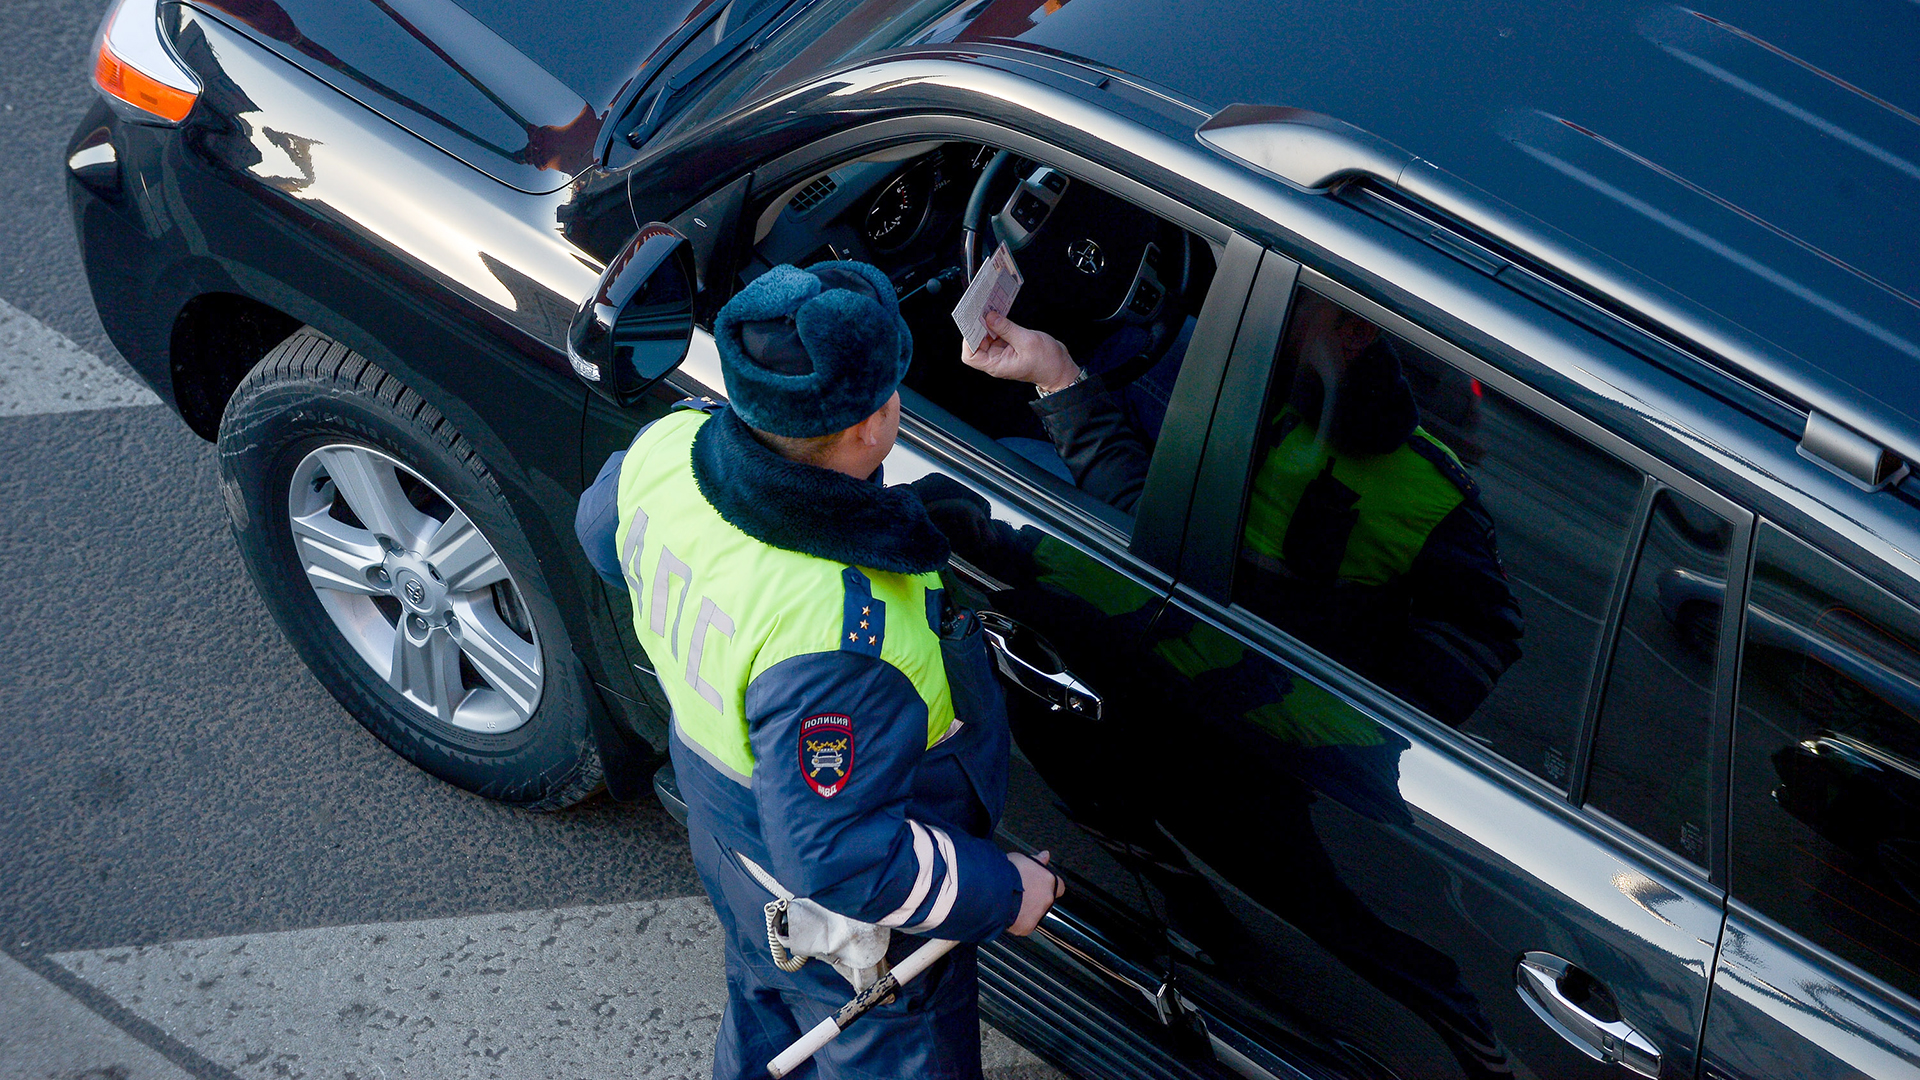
1196,105,1421,191
1197,104,1913,491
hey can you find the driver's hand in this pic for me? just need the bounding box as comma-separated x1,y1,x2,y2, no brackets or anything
963,311,1081,394
1006,849,1065,936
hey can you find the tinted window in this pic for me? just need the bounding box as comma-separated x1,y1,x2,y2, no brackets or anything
1584,489,1733,866
1232,286,1641,787
1731,524,1920,997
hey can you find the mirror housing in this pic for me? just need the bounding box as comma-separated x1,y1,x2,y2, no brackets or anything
569,223,696,407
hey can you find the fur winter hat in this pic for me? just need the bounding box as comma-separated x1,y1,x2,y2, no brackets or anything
714,261,913,438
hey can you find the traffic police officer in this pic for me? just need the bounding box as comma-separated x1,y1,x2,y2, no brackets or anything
577,261,1061,1080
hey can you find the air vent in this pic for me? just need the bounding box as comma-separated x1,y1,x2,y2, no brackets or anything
788,175,837,214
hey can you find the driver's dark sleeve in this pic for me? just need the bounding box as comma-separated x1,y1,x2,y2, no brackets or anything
1030,373,1152,513
1378,497,1524,727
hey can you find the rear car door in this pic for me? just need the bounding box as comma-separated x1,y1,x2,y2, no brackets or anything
1147,261,1739,1079
1704,521,1920,1078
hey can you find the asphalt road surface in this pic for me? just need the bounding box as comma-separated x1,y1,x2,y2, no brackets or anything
0,4,1056,1078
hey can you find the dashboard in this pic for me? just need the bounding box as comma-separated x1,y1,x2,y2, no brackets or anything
745,142,997,299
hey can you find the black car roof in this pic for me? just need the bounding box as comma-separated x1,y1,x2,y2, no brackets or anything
923,0,1920,468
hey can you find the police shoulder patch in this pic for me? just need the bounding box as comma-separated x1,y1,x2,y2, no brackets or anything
799,714,854,797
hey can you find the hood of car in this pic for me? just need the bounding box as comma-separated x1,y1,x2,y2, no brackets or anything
948,0,1920,451
184,0,717,192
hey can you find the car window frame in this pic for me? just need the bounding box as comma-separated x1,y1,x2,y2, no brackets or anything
709,113,1260,579
1182,260,1757,888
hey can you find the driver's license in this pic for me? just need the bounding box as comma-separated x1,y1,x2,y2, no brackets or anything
952,243,1024,353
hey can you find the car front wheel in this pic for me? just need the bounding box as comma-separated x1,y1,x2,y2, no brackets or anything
217,328,602,809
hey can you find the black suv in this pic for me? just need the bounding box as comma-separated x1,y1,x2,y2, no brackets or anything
68,0,1920,1076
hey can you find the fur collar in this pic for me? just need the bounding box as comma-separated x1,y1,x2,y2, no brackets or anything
690,407,950,575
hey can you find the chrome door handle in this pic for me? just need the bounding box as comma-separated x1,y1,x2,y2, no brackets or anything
978,611,1103,720
1515,952,1660,1078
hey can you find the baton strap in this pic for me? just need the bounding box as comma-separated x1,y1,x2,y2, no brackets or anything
734,851,812,973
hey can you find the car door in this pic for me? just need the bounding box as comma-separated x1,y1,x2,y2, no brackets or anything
1142,260,1739,1079
632,113,1270,1048
1702,521,1920,1079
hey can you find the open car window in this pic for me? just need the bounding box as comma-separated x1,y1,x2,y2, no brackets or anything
735,140,1219,536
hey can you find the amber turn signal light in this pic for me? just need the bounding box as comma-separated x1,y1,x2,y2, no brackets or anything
94,40,197,124
90,0,200,126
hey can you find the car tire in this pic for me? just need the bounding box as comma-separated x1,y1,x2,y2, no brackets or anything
217,328,602,810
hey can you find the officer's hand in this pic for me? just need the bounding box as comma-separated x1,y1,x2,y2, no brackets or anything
1006,850,1065,936
963,312,1081,393
911,472,998,558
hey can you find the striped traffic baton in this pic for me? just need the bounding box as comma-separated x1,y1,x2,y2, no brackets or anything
765,936,959,1079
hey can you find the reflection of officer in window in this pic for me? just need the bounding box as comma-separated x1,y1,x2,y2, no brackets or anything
965,294,1522,726
915,468,1519,1078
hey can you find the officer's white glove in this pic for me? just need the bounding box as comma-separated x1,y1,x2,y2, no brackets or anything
773,897,893,992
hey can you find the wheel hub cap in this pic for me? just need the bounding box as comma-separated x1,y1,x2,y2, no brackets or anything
389,560,445,621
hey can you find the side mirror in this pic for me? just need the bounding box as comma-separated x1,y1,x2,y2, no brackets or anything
569,223,696,407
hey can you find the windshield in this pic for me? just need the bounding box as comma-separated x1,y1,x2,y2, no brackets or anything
648,0,978,145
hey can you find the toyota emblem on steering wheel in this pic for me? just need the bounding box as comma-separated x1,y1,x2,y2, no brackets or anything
1067,238,1105,275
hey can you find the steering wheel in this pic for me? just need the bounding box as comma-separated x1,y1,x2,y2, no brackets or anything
963,151,1193,385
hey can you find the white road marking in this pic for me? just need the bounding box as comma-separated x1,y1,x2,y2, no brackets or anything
0,296,160,416
0,951,193,1080
52,895,1057,1080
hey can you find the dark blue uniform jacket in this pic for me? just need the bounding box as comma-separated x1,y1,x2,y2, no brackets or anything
578,405,1021,942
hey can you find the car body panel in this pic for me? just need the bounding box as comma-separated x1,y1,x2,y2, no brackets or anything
118,9,657,738
1705,909,1920,1080
181,0,715,192
1147,588,1730,1079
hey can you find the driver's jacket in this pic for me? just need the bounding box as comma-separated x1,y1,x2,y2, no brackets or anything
577,403,1021,943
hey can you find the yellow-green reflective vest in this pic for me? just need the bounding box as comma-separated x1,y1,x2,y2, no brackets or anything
613,409,954,780
1151,414,1469,750
1242,415,1465,587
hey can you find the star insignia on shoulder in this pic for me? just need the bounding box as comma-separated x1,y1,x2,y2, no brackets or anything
848,631,859,642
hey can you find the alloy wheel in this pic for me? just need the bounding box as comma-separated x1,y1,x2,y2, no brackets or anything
287,444,543,734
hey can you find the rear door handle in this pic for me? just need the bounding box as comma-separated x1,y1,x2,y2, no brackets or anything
1515,952,1660,1078
978,611,1103,720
